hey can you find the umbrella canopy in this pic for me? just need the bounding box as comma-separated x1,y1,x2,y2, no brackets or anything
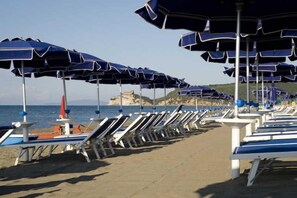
179,28,297,52
223,62,297,77
252,87,287,97
136,0,297,34
136,0,297,180
178,85,218,97
1,38,82,160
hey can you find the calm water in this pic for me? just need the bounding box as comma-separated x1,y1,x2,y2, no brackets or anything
0,105,227,129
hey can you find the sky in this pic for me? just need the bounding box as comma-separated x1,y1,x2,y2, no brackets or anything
0,0,234,105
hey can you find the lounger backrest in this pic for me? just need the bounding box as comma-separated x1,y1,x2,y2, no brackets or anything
152,111,167,127
0,122,22,145
221,109,232,118
84,117,117,142
162,111,181,126
106,114,131,136
137,113,158,131
144,113,160,129
0,125,18,144
123,115,148,133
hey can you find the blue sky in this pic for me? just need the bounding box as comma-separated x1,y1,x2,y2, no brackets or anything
0,0,233,105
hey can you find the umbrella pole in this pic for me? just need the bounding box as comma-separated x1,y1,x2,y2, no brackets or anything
261,72,265,108
153,84,156,112
229,2,243,180
61,71,71,137
234,3,242,118
62,72,68,116
139,84,142,113
164,85,167,111
96,77,100,118
195,98,198,111
119,80,123,113
256,59,259,104
246,39,250,113
21,61,29,161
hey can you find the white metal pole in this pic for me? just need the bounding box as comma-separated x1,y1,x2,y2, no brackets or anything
21,61,29,161
195,98,198,111
119,80,123,113
97,77,100,118
234,3,242,118
62,71,68,117
21,61,27,123
261,72,265,108
256,59,259,103
246,39,250,112
139,84,142,113
164,85,167,111
153,84,156,112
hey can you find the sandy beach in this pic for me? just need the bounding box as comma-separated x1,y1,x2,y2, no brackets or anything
1,123,297,198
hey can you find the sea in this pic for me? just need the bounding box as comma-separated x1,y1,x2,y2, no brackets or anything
0,105,227,129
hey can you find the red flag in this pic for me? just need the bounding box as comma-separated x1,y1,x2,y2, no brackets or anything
59,95,66,119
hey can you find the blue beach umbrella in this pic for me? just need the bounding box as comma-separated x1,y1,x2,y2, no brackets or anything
136,0,297,179
178,85,220,110
64,52,110,118
141,76,189,111
136,0,297,119
0,38,81,121
87,62,139,113
1,38,81,161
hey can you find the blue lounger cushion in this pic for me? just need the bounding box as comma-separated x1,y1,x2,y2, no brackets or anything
235,139,297,154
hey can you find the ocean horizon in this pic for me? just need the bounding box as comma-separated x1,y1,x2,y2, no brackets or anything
0,105,227,129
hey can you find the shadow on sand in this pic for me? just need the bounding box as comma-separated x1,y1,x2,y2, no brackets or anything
196,161,297,198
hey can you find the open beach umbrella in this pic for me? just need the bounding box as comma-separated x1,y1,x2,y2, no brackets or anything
136,0,297,179
141,76,189,111
1,38,81,120
87,62,139,113
136,0,297,119
178,85,219,110
179,27,297,112
1,38,82,161
224,62,296,105
65,52,110,118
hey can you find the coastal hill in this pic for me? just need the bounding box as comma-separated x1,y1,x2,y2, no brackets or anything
108,82,297,106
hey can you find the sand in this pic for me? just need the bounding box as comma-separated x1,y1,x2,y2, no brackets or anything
1,123,297,197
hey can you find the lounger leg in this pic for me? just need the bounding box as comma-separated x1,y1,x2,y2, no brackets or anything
80,147,91,163
28,147,34,161
146,133,152,142
153,132,158,140
126,138,133,148
119,140,126,148
36,146,44,160
131,137,138,147
247,159,260,187
138,135,144,145
92,143,101,160
99,142,107,157
48,145,55,157
108,141,115,155
15,148,25,166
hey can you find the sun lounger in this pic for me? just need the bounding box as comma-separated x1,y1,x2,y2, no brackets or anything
256,124,297,132
111,114,148,148
1,118,117,165
231,138,297,186
0,123,21,144
200,109,232,125
189,110,209,130
153,111,182,138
